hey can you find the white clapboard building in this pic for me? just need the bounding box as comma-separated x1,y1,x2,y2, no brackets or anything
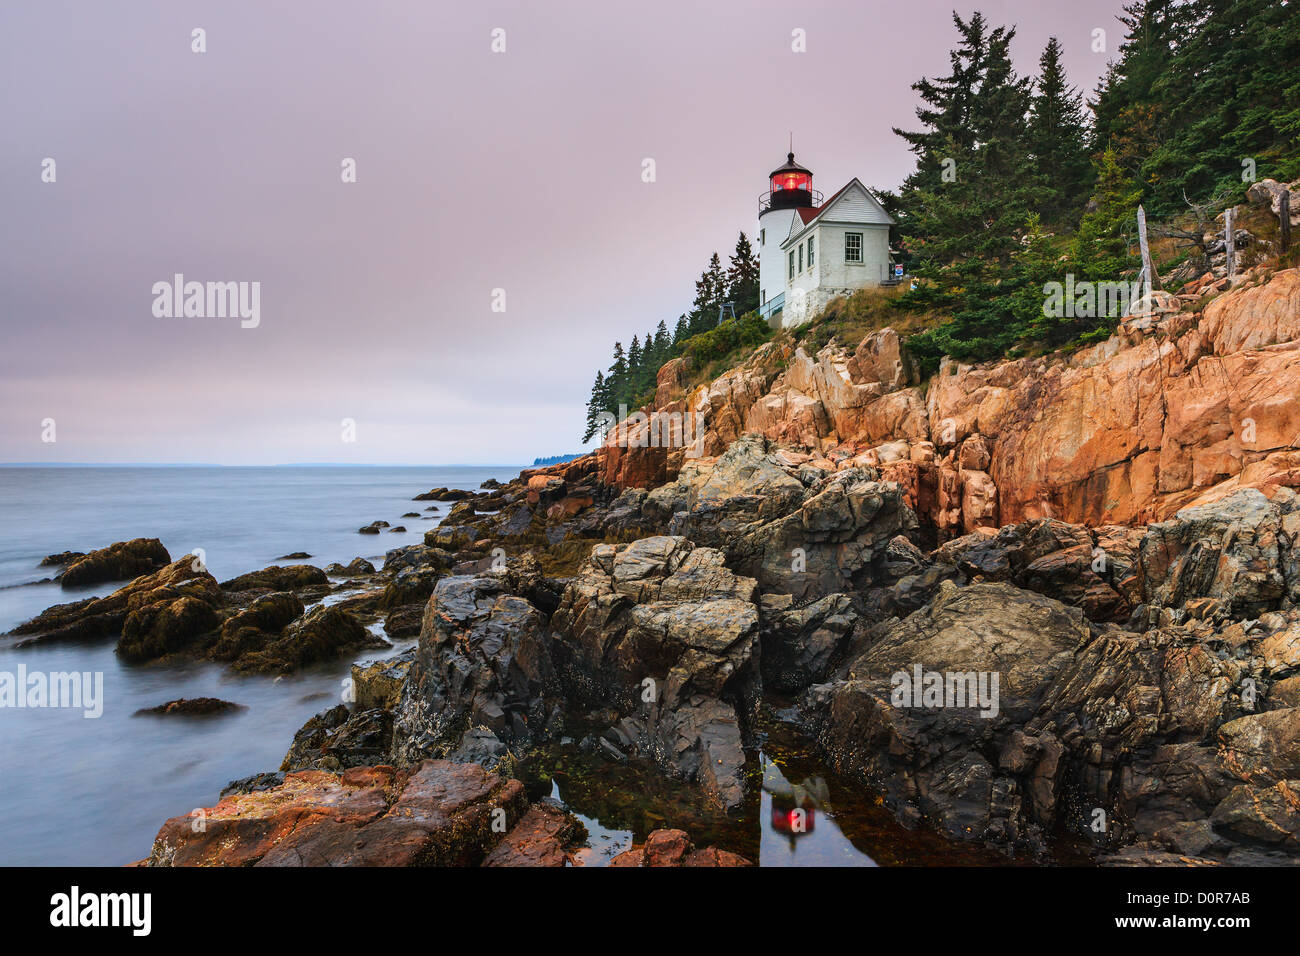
756,152,896,328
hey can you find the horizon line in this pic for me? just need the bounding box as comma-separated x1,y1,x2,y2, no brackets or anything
0,461,543,469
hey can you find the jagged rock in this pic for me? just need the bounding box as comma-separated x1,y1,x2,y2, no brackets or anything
147,761,529,866
729,469,917,598
118,595,222,662
608,828,751,867
1210,780,1300,848
379,566,443,609
549,536,760,808
383,544,453,573
59,538,170,589
134,697,242,716
815,582,1090,849
324,557,376,576
352,652,413,710
10,555,221,651
1217,708,1300,785
39,550,85,567
391,574,561,764
208,591,305,663
412,488,474,502
227,605,384,674
219,564,329,593
481,800,585,867
383,604,424,638
760,592,859,694
282,704,392,772
1139,489,1288,616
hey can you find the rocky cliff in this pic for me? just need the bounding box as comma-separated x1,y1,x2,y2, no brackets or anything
601,266,1300,537
128,259,1300,866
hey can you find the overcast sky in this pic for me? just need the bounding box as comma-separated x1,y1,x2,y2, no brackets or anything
1,0,1123,465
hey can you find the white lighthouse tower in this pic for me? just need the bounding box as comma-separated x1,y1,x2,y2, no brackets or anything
757,151,819,325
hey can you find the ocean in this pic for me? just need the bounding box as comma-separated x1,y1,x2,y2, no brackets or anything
0,465,518,866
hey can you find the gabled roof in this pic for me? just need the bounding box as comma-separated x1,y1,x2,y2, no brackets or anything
782,178,894,247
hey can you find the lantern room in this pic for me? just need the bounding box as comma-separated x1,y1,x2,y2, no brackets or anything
762,152,819,211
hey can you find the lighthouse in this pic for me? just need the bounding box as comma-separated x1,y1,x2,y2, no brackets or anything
757,152,818,324
756,148,898,328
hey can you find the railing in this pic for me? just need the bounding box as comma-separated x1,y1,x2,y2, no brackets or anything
758,292,785,322
758,189,824,214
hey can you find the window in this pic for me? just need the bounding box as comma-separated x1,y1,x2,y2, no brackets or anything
807,235,815,268
789,250,795,280
845,232,863,263
760,228,765,245
798,243,803,273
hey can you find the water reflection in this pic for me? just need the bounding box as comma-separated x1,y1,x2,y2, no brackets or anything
522,709,1021,867
759,754,874,866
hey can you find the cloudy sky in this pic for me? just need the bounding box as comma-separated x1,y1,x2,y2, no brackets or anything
1,0,1123,465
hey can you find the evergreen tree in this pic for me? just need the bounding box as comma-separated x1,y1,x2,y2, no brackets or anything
653,319,670,354
725,232,760,315
690,253,727,333
895,14,1040,361
581,370,607,443
1089,0,1184,163
605,341,627,412
1029,37,1092,224
1073,147,1141,276
626,335,642,392
1144,0,1300,209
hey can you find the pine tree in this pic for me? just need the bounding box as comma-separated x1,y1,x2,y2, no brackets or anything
1029,37,1091,224
1088,0,1189,202
1074,147,1141,280
894,10,988,183
690,253,726,333
896,14,1040,362
725,232,760,315
581,370,607,443
653,319,670,353
606,342,627,413
626,335,642,391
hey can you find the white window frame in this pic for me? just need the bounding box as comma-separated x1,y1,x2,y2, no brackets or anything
788,249,795,280
845,232,863,264
807,235,815,270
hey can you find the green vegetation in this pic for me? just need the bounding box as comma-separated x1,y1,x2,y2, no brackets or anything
581,233,764,442
894,3,1300,373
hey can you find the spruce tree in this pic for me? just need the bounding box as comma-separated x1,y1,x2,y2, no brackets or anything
581,370,606,443
726,232,760,315
606,342,627,413
1029,37,1091,224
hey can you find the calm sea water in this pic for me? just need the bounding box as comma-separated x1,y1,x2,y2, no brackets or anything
0,465,517,866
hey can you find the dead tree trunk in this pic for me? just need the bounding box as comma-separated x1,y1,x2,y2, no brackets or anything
1282,190,1292,253
1137,205,1160,292
1225,207,1236,278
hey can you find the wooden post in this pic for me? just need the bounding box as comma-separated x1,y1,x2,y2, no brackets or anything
1282,190,1292,253
1225,207,1236,278
1137,205,1160,292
